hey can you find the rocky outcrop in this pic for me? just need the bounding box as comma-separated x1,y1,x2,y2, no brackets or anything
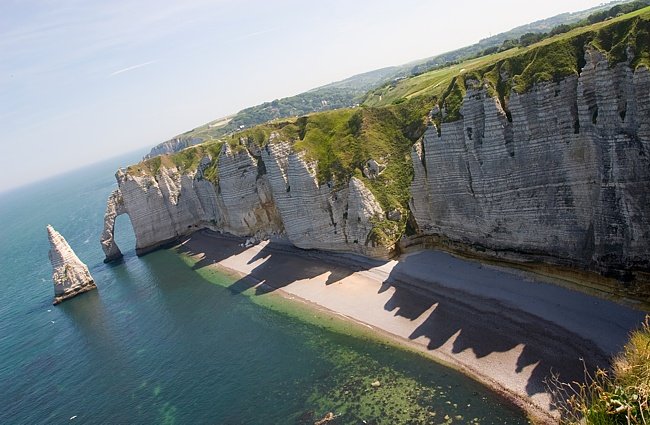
262,141,387,256
144,136,202,159
100,189,125,262
103,138,388,260
409,49,650,278
216,144,280,236
47,225,96,305
114,163,217,255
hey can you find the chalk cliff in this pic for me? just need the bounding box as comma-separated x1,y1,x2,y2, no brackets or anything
47,225,97,305
261,140,387,257
144,136,202,160
409,49,650,282
103,137,388,258
100,189,125,262
104,34,650,297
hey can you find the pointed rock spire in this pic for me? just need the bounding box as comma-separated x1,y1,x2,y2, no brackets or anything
47,225,97,305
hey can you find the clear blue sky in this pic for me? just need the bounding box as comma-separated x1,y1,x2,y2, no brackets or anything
0,0,607,192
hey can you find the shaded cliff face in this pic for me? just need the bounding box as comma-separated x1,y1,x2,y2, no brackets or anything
104,137,389,258
410,49,650,279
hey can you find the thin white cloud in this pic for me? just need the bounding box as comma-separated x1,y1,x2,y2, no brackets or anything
110,60,156,76
232,27,279,41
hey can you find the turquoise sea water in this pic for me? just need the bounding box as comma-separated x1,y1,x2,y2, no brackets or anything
0,152,528,424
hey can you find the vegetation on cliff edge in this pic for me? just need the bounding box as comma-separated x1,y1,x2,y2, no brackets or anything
146,2,629,159
364,7,650,122
549,316,650,424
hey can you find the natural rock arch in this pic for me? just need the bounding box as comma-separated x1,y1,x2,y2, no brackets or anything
100,189,126,262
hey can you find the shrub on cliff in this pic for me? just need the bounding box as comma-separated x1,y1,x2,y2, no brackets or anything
549,316,650,424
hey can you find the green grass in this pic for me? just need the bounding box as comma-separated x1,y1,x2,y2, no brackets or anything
364,7,650,121
126,140,224,183
363,50,514,108
548,316,650,424
291,99,435,246
292,109,361,187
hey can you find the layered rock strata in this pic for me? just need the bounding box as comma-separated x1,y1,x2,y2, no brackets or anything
261,141,387,257
410,49,650,279
47,225,97,305
105,48,650,288
104,139,388,259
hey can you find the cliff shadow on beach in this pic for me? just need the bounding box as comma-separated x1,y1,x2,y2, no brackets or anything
175,229,383,296
175,229,638,410
379,251,628,402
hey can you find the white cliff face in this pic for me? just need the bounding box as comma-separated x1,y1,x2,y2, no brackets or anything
261,143,388,256
217,144,281,236
103,139,389,260
116,169,179,254
409,139,433,228
100,189,126,262
47,225,96,305
409,50,650,278
262,143,345,250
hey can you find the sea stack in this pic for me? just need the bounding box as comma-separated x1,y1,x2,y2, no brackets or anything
47,225,97,305
100,189,124,262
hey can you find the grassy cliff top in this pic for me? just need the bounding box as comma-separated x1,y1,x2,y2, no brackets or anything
363,7,650,121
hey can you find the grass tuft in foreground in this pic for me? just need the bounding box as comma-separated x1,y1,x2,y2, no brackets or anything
548,316,650,424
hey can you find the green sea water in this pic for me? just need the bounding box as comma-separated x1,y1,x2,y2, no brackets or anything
0,151,528,424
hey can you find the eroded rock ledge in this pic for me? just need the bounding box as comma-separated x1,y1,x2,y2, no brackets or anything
48,225,97,305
